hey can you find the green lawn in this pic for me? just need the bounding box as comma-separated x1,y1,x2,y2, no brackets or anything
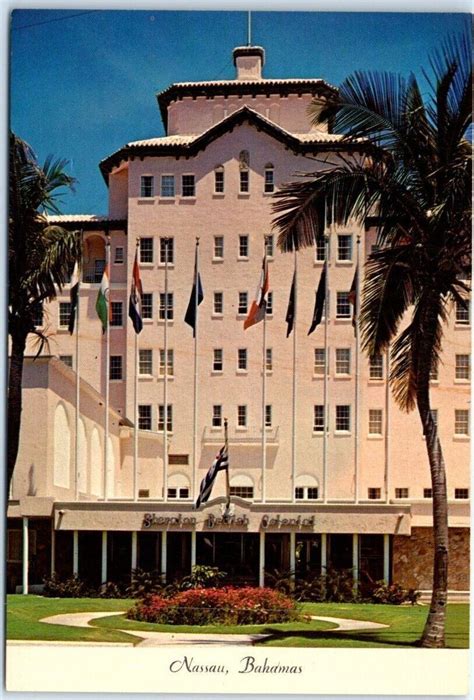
6,595,469,648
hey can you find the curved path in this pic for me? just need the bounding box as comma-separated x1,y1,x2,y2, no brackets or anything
39,611,388,647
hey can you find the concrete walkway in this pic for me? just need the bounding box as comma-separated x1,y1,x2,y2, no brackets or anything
38,610,388,647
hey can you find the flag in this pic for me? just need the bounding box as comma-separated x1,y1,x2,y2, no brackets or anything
244,255,269,330
68,261,80,335
308,262,327,335
285,270,296,337
128,250,143,334
184,247,204,336
195,444,229,509
348,265,359,331
95,263,110,334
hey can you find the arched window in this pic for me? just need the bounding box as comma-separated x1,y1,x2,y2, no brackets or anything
230,474,254,500
53,404,71,489
77,418,87,494
106,436,115,498
295,475,319,501
214,165,225,194
90,427,102,496
83,235,106,283
167,473,190,500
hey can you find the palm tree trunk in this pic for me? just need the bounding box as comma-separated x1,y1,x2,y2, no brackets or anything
8,327,28,492
416,351,449,648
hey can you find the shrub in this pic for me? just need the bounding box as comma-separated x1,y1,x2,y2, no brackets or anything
43,574,92,598
177,565,227,590
127,586,299,626
126,568,165,598
368,581,421,605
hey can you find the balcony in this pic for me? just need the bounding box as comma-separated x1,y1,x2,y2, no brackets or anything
203,426,279,445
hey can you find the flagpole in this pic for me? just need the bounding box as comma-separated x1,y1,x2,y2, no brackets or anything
322,231,329,505
164,237,169,502
192,238,200,501
224,417,230,511
74,232,83,502
103,236,111,502
133,239,140,502
291,251,297,503
384,346,391,503
354,235,361,504
261,238,268,504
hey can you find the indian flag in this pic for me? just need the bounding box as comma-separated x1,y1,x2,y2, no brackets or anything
95,264,110,333
244,255,269,330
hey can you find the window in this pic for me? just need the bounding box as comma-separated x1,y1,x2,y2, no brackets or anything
430,363,439,381
264,166,274,193
295,487,319,500
265,235,274,257
237,405,247,428
182,174,195,197
423,488,433,498
265,404,272,428
214,236,224,259
369,354,384,379
159,293,173,320
265,348,273,372
213,292,224,315
238,292,248,315
141,293,153,319
395,487,409,498
315,237,326,262
139,237,154,263
430,409,438,428
336,405,351,432
313,405,325,432
239,235,249,258
336,292,351,319
214,167,224,194
140,175,154,198
168,487,189,500
7,530,22,563
111,301,123,327
266,291,273,315
212,405,223,428
32,304,43,327
369,409,383,435
213,348,223,372
160,175,175,198
58,302,72,329
169,454,189,465
455,354,470,380
314,349,326,375
138,405,152,430
337,234,352,261
159,237,174,264
335,348,351,375
368,488,381,500
110,356,123,381
454,409,469,435
59,355,73,369
158,404,173,432
139,349,153,375
455,488,469,499
230,486,253,499
455,299,470,325
237,348,248,371
159,349,174,377
239,170,249,193
114,246,124,264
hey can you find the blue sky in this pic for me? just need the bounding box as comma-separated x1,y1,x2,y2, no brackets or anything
10,9,470,214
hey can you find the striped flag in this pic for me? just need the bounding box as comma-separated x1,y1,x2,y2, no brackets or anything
184,245,204,336
195,444,229,509
244,255,269,330
348,265,359,332
128,249,143,334
308,261,327,335
95,262,110,334
285,270,296,337
68,261,80,335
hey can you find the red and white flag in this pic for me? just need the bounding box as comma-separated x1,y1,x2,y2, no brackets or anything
244,255,269,330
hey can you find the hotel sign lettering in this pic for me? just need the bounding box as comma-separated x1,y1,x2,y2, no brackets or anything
261,515,315,530
142,512,315,530
142,513,197,529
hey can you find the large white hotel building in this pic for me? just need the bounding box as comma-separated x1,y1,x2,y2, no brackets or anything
8,45,470,597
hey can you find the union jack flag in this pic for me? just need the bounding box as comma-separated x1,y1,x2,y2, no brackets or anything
195,444,229,509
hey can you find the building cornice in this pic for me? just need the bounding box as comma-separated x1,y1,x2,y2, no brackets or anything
46,215,127,233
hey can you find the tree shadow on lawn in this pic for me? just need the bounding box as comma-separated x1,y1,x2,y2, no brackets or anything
257,627,419,648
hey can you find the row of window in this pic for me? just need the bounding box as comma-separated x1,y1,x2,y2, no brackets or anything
368,487,469,500
136,402,470,437
140,165,275,200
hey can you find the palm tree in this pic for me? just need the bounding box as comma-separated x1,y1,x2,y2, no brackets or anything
8,132,81,491
272,35,471,648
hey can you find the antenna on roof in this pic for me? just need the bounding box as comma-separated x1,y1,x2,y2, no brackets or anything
247,10,251,46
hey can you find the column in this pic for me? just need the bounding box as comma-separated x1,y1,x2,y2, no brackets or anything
22,517,29,595
131,531,138,572
73,530,79,576
289,532,296,586
101,531,107,584
50,524,55,576
161,531,167,583
383,534,390,584
321,533,327,573
259,531,265,587
191,531,196,569
352,534,359,593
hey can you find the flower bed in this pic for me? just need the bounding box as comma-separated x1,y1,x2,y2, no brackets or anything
127,586,300,625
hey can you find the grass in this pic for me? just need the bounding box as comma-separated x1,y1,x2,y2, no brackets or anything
6,595,470,648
